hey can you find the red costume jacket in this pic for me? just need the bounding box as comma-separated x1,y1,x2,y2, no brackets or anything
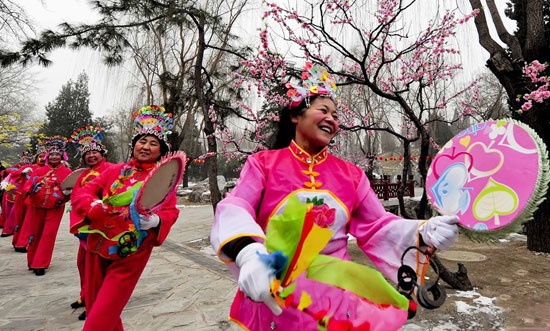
69,159,114,233
9,164,38,198
26,164,72,209
72,159,179,260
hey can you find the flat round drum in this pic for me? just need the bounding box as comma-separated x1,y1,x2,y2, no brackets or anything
135,151,186,215
61,168,87,190
426,119,548,235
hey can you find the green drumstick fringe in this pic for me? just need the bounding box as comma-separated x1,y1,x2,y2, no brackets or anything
461,118,550,242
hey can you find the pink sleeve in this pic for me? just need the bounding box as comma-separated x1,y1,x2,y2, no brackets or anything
349,173,423,284
210,155,267,263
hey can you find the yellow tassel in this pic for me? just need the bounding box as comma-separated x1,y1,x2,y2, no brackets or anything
298,291,312,311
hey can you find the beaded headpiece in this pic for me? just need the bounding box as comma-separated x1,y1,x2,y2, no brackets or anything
285,62,339,108
131,105,173,152
70,126,107,157
43,136,68,161
34,140,47,162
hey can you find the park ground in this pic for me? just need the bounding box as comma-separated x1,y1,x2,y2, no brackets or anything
1,203,549,330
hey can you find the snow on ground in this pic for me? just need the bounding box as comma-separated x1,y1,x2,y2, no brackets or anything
199,245,217,256
452,290,503,317
401,290,505,330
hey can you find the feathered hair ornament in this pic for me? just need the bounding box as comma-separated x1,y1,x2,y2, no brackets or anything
70,126,107,157
286,62,339,108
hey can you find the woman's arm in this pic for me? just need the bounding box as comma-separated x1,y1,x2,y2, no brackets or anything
348,172,424,284
210,154,268,263
71,165,119,220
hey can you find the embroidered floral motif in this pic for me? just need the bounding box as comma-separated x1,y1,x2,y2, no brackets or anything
306,197,336,228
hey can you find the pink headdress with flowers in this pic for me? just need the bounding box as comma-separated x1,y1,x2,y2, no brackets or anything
131,105,173,152
70,126,107,157
43,136,68,162
286,62,339,108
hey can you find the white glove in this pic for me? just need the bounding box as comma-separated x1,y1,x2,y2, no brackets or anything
90,199,104,208
22,168,33,174
139,214,160,230
235,242,282,315
420,215,459,252
0,181,8,190
62,189,72,196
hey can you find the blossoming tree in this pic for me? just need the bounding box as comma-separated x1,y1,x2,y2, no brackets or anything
220,0,481,221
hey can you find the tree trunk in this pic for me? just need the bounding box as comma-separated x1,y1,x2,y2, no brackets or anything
398,140,411,218
414,135,431,219
181,163,190,188
430,255,473,291
193,14,222,212
515,104,550,252
469,0,550,252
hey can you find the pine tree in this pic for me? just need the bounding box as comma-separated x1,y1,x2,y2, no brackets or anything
44,72,93,165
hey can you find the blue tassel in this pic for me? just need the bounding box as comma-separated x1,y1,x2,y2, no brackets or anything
257,251,288,279
129,190,148,247
108,245,118,255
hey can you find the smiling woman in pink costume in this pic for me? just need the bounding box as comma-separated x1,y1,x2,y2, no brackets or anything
210,63,460,331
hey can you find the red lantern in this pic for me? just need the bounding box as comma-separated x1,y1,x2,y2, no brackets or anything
399,156,403,161
379,156,384,160
427,156,431,160
389,157,393,160
410,156,414,160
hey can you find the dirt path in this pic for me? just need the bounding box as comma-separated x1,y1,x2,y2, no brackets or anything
348,234,550,330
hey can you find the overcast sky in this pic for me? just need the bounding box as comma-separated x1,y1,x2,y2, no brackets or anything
21,0,134,119
17,0,516,119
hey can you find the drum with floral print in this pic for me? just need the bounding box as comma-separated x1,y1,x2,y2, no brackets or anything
426,119,549,237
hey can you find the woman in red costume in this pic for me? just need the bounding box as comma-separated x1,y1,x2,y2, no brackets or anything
0,161,21,232
12,145,47,251
71,105,180,330
25,136,72,276
8,151,45,249
68,126,114,321
1,150,33,237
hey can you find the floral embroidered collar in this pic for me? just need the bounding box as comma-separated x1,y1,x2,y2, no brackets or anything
128,158,156,171
288,140,328,165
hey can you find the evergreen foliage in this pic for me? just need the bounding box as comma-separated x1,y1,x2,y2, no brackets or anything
43,72,93,166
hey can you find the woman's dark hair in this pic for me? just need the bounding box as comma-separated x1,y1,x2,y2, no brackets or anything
271,95,321,150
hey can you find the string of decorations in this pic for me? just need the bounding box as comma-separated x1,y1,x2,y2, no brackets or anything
377,156,431,161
